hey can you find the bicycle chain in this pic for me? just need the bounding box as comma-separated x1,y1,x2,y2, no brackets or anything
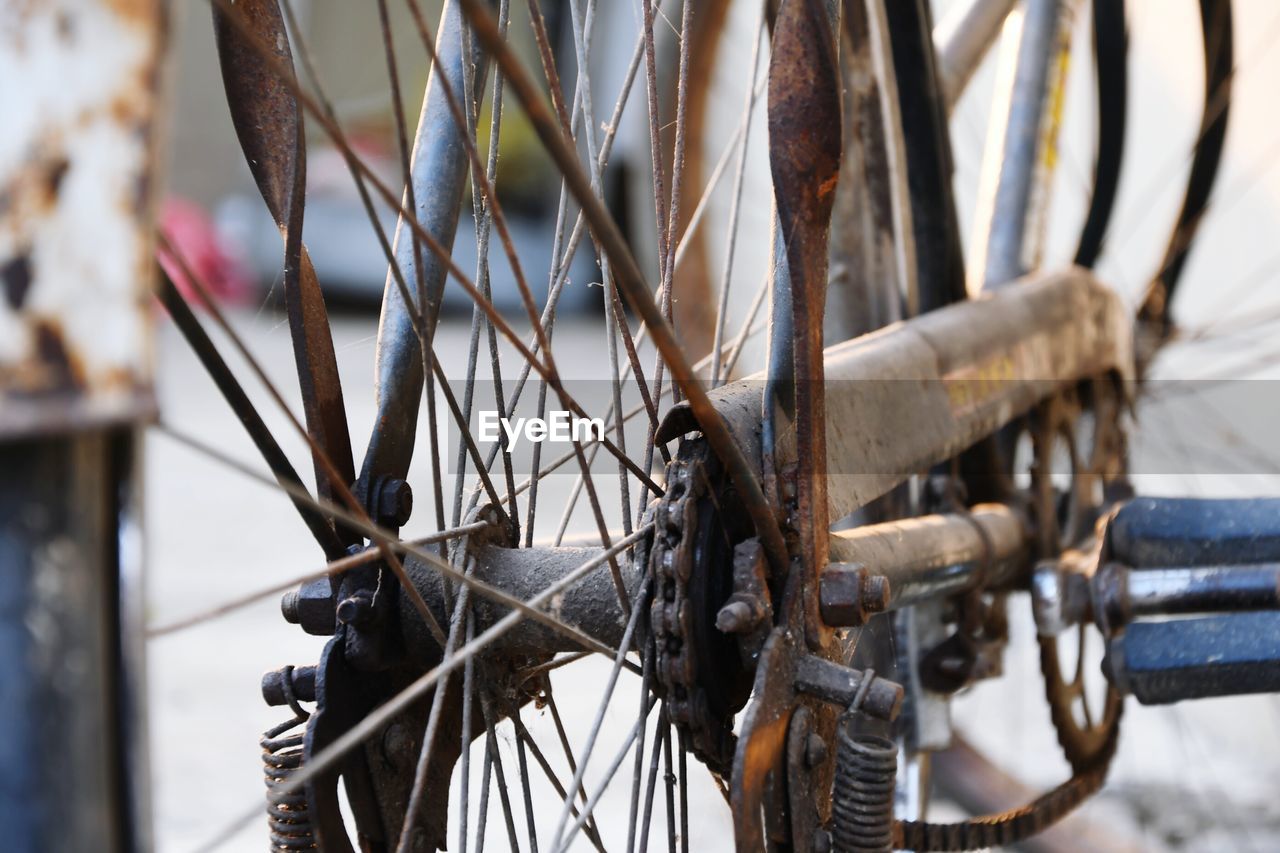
648,440,738,775
896,759,1111,851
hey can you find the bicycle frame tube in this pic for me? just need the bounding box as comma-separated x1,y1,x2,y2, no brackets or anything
934,0,1020,110
659,265,1133,524
967,0,1078,292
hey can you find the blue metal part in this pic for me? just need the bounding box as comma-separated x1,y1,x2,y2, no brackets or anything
0,434,147,851
1107,611,1280,704
1110,497,1280,568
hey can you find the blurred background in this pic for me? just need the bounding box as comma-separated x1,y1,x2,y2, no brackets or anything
149,0,1280,849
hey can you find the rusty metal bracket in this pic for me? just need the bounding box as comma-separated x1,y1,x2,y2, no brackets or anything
767,0,842,649
213,0,357,528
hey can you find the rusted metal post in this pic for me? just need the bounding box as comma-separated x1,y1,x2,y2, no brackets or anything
0,0,164,847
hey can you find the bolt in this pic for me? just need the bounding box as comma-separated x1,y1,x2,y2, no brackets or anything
805,732,828,768
860,573,890,614
261,665,317,706
280,590,300,624
374,477,413,528
716,598,758,633
336,591,374,626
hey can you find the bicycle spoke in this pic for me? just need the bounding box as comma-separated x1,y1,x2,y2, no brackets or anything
469,2,677,531
638,0,675,517
459,612,476,853
548,576,650,849
626,642,656,853
678,730,690,853
476,734,494,853
482,693,523,853
712,14,766,387
517,651,592,683
513,707,540,853
545,691,606,849
400,0,629,563
173,2,794,849
459,0,522,524
663,720,677,853
636,707,667,853
551,714,652,853
510,698,607,853
673,74,770,275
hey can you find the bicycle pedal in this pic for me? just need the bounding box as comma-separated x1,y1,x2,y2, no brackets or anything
1105,611,1280,704
1098,497,1280,704
1109,496,1280,567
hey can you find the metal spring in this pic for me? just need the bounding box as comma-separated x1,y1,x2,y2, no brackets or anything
832,731,897,853
263,666,316,850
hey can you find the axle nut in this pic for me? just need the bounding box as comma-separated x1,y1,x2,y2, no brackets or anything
283,578,338,636
820,563,891,627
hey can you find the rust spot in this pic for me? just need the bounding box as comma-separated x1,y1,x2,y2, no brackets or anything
109,93,144,125
816,173,839,200
31,318,85,391
46,157,69,197
2,254,32,310
103,0,156,25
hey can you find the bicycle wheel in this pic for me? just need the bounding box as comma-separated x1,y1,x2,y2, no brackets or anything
151,0,913,849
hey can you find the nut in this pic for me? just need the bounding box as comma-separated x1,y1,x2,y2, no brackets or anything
373,476,413,528
819,563,891,626
283,578,337,636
